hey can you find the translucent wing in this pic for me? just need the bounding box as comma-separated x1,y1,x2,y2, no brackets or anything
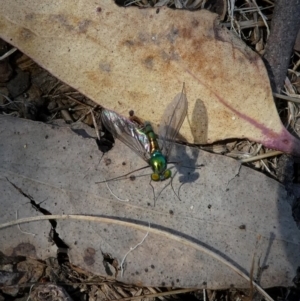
101,109,151,162
159,84,188,159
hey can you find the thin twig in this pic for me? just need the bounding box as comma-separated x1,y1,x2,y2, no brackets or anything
90,107,101,141
66,95,94,108
240,151,282,163
0,47,17,60
273,92,300,104
252,0,270,37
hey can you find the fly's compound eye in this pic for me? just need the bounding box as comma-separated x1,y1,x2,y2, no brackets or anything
151,173,160,181
163,169,171,180
151,170,172,181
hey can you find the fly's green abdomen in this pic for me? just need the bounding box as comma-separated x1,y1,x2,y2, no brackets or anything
143,122,160,154
143,122,172,181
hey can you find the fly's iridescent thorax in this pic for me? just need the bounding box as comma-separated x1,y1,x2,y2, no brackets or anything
142,122,172,181
149,150,171,181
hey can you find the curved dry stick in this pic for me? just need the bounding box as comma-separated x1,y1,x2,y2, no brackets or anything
0,214,274,301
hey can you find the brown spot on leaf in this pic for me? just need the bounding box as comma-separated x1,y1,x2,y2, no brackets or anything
19,28,33,41
143,56,154,69
84,70,112,88
138,32,150,44
25,13,35,21
50,14,74,31
49,15,91,34
124,39,135,47
181,27,192,40
166,26,179,43
78,19,91,33
84,71,99,83
160,49,179,64
191,19,199,27
99,62,111,73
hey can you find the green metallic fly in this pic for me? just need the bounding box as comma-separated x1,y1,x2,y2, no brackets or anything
101,85,187,181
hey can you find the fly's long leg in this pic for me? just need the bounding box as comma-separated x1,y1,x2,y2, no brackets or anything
95,165,150,184
149,178,172,207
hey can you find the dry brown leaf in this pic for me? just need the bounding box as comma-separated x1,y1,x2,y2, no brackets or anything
0,0,299,154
